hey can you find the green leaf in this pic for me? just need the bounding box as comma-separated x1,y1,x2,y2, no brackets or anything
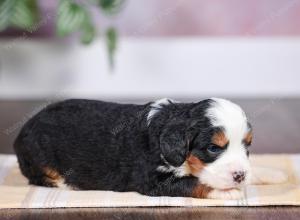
10,0,39,29
99,0,125,15
80,22,95,44
0,0,39,31
57,0,86,36
56,0,95,44
0,0,16,30
105,27,117,69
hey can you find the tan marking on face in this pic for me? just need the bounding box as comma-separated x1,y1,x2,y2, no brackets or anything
43,167,63,187
244,131,253,145
212,130,229,148
186,154,205,175
192,184,213,198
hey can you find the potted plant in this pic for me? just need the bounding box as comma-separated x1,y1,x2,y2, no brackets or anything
0,0,125,68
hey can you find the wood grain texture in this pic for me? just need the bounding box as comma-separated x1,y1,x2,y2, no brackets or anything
1,207,300,220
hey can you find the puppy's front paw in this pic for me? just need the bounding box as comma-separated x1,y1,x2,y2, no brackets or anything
207,188,244,200
250,166,288,185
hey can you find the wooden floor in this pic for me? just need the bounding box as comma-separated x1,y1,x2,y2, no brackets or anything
0,98,299,219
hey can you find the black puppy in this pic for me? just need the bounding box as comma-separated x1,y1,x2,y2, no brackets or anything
14,98,286,199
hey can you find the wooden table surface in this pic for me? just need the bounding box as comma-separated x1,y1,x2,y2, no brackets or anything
1,207,300,220
0,98,299,219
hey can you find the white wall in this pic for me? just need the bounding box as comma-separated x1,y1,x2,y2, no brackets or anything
0,37,299,99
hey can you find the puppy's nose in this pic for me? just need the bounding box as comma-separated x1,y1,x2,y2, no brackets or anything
232,171,246,183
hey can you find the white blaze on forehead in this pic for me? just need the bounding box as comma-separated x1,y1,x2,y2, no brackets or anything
206,98,249,144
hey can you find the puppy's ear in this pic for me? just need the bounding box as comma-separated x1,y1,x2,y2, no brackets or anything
159,122,189,167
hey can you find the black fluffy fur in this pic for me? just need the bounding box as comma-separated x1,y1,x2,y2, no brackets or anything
14,99,220,197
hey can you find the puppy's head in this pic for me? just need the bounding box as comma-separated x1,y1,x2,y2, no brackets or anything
157,98,252,190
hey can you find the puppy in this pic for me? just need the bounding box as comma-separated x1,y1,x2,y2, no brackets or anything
14,98,287,199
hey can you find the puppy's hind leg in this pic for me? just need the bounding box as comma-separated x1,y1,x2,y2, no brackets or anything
28,168,58,187
16,153,60,187
18,159,57,187
249,166,288,185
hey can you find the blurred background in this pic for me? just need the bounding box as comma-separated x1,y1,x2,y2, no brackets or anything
0,0,299,154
